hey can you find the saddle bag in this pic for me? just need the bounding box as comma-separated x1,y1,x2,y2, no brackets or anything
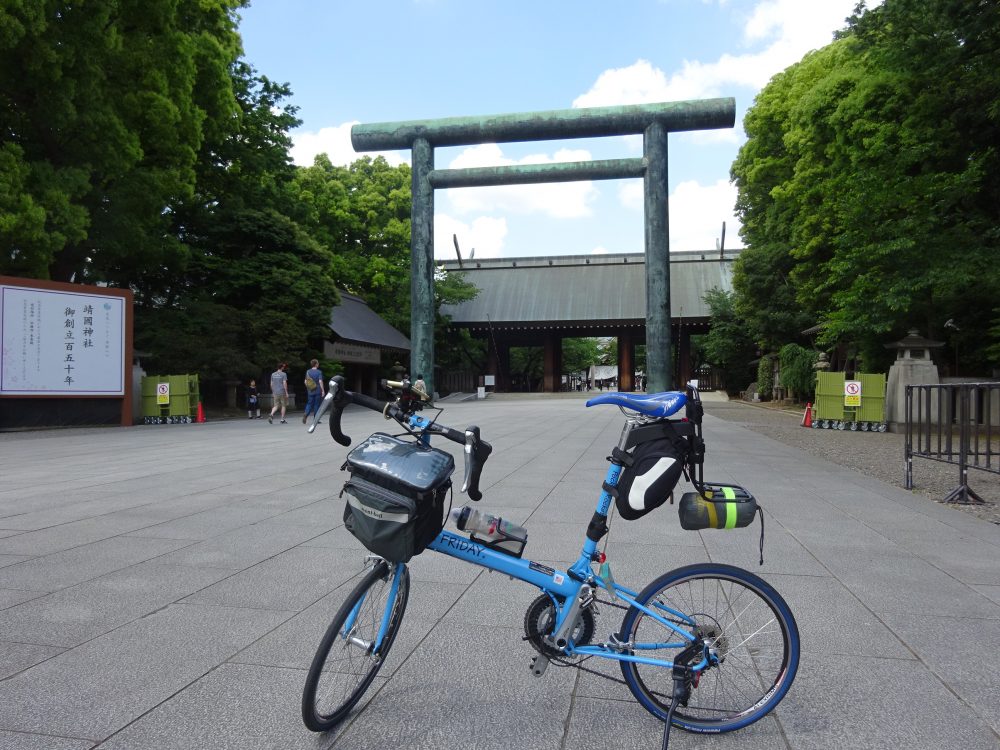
341,433,454,563
612,437,685,521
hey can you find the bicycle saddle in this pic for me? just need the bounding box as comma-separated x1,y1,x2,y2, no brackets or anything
585,391,687,418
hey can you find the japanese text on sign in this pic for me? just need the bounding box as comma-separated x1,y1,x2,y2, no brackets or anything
1,285,125,395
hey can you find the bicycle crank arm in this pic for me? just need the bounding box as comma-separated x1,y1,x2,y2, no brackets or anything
530,654,550,677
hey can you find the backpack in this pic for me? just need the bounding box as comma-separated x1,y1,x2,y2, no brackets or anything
305,375,318,392
610,437,685,521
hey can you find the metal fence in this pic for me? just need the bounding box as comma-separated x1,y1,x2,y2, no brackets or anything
904,383,999,504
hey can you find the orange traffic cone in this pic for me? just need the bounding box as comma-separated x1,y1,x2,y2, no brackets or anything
801,402,813,428
196,402,206,423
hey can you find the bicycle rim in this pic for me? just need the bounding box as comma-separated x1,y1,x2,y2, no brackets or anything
620,563,798,733
302,561,410,731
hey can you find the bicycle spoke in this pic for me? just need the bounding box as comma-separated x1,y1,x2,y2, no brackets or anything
620,565,798,733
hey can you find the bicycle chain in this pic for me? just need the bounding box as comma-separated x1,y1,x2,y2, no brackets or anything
540,596,652,690
540,596,677,703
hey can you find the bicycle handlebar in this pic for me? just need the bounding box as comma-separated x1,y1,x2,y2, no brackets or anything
314,375,492,501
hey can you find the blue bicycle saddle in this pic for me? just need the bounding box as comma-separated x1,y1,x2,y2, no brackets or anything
585,390,687,418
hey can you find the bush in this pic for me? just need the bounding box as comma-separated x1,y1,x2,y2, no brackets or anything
756,357,773,401
778,344,817,401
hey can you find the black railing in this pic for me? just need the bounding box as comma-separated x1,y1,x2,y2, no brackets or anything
905,383,999,504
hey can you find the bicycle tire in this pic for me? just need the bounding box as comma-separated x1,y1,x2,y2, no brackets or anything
301,560,410,732
619,563,799,733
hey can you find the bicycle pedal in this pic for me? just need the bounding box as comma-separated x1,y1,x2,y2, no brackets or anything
530,654,550,677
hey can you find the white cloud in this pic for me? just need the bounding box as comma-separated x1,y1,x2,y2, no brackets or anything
573,0,869,108
290,121,409,167
591,246,610,255
443,143,600,220
618,181,643,211
667,178,740,252
617,177,739,252
434,213,508,260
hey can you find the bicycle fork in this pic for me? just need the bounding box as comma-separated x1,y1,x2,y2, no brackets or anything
342,561,405,657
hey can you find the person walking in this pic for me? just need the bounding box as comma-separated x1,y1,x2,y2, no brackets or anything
247,379,260,419
302,359,325,424
268,363,289,424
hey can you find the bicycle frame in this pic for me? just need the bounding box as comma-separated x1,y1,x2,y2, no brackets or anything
367,410,710,673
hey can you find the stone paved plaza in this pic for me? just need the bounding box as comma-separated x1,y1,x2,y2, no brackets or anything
1,394,999,749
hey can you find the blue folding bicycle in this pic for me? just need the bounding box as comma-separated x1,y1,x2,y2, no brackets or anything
301,376,799,747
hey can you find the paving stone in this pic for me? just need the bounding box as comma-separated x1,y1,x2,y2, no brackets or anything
179,546,362,611
0,642,64,680
93,663,322,750
0,589,45,610
0,562,236,647
0,537,195,593
0,730,93,750
0,603,293,741
779,652,1000,749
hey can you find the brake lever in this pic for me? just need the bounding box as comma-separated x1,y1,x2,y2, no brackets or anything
325,375,351,446
461,425,493,501
307,390,334,434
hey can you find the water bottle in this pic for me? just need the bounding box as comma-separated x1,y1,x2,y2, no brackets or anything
449,506,527,556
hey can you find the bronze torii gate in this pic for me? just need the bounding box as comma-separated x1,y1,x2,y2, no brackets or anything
351,98,735,395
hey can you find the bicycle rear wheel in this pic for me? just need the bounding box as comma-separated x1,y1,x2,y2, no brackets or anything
619,563,798,733
302,560,410,732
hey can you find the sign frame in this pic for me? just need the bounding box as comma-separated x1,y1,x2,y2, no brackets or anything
0,275,133,426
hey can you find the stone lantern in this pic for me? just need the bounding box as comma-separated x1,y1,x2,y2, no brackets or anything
884,329,944,429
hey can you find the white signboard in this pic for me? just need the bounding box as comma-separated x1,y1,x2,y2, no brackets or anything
1,284,125,395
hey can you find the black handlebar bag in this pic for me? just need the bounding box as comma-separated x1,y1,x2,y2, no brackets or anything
341,433,454,562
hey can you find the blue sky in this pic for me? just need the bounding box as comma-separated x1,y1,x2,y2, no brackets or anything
238,0,867,260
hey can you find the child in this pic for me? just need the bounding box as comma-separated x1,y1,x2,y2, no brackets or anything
247,379,260,419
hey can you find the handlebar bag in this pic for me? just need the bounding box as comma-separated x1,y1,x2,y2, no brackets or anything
613,438,684,521
341,433,454,562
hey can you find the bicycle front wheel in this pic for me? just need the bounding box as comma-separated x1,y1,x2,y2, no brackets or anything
301,560,410,732
619,563,799,733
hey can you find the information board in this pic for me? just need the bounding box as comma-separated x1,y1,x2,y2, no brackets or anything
1,284,126,395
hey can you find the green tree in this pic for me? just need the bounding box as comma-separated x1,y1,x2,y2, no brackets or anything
562,338,600,377
778,343,817,401
756,357,774,402
291,155,412,331
0,0,246,282
732,1,1000,371
731,41,853,351
700,288,757,395
135,63,338,382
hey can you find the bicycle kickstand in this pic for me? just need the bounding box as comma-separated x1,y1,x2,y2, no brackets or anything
661,644,699,750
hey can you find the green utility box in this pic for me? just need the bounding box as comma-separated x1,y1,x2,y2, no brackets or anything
814,372,886,431
140,374,200,424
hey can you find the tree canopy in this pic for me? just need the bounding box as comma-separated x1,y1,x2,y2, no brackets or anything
731,0,1000,373
1,2,477,392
